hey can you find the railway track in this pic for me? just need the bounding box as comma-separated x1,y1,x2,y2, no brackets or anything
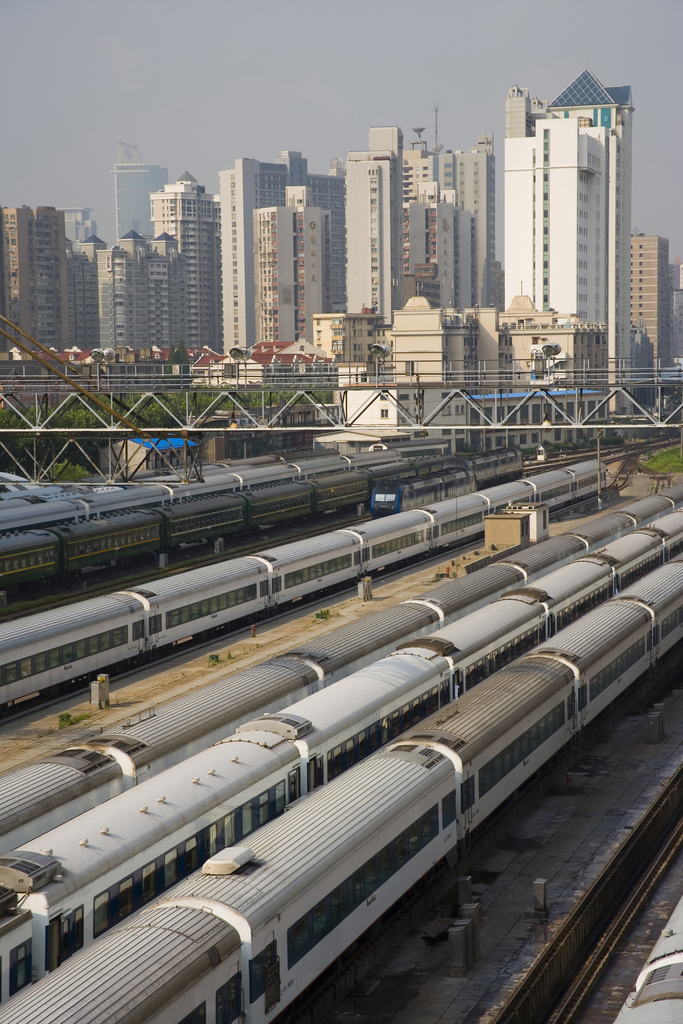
0,440,667,624
487,686,683,1024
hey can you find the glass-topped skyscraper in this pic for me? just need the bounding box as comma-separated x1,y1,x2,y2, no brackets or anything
505,70,633,365
112,143,168,239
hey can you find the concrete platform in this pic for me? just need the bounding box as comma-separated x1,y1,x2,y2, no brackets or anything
0,472,656,778
319,680,683,1024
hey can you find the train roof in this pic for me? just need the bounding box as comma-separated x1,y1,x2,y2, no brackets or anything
414,596,543,654
566,512,635,546
590,530,663,564
419,563,524,613
46,510,163,538
618,494,679,523
0,594,145,658
284,603,436,675
533,600,651,667
257,531,356,565
402,655,575,764
155,493,246,519
0,903,240,1024
349,509,433,540
155,750,451,933
0,530,57,552
251,654,442,746
86,657,318,759
647,509,683,536
0,759,119,841
502,535,586,573
14,737,298,891
124,556,266,604
617,557,683,613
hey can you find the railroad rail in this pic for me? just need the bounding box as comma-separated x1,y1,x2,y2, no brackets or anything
488,702,683,1024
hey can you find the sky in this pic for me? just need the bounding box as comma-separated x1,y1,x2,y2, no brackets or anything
1,0,682,260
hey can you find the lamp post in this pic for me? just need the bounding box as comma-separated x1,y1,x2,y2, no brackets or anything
229,346,252,391
369,343,391,387
597,428,604,510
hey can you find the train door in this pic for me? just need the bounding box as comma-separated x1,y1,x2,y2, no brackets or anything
288,767,300,803
48,915,61,972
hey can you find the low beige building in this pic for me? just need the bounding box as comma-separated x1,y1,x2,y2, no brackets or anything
313,310,389,361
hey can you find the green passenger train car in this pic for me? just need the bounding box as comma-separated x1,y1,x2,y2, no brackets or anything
0,531,60,587
48,511,163,571
157,495,247,548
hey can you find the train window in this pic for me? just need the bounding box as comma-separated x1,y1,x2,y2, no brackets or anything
149,614,162,634
142,863,156,902
442,790,456,828
371,531,424,559
132,620,145,641
185,836,199,873
461,776,475,811
479,701,565,798
241,803,253,837
207,823,218,857
93,892,110,936
119,878,133,917
74,907,83,949
61,917,70,960
9,941,30,996
662,605,683,638
223,813,236,848
99,631,111,651
164,850,178,888
62,643,73,663
177,1004,206,1024
260,579,269,597
249,942,277,1003
19,658,31,679
364,856,378,895
284,554,352,589
112,628,124,646
259,791,270,826
87,636,98,656
348,870,363,911
75,640,86,660
216,973,242,1024
287,805,439,968
4,662,17,683
275,780,286,813
589,636,646,701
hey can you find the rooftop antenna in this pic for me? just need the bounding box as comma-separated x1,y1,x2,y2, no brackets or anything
432,100,444,153
412,126,426,141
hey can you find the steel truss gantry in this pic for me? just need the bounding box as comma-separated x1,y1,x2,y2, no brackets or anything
0,313,681,482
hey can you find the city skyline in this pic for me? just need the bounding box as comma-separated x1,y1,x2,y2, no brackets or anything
1,0,681,258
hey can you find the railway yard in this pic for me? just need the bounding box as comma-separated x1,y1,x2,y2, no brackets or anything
1,447,683,1023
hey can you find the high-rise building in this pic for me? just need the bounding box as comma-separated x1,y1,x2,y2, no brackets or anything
1,206,69,349
403,184,476,308
547,71,633,365
505,72,634,365
60,208,98,248
97,233,149,350
112,143,167,239
631,234,672,365
452,134,495,308
150,173,222,349
346,126,404,320
505,114,608,323
96,231,188,351
254,187,331,345
672,257,683,361
219,151,345,350
403,134,495,307
66,235,104,348
505,86,549,139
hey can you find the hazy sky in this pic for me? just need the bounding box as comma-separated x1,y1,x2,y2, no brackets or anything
2,0,681,259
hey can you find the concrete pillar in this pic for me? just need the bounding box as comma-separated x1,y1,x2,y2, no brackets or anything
214,538,225,554
533,879,547,914
457,875,472,909
460,902,481,960
448,919,474,977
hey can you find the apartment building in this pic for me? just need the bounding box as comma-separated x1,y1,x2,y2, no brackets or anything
631,234,672,364
254,188,331,345
150,173,222,349
1,206,69,349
